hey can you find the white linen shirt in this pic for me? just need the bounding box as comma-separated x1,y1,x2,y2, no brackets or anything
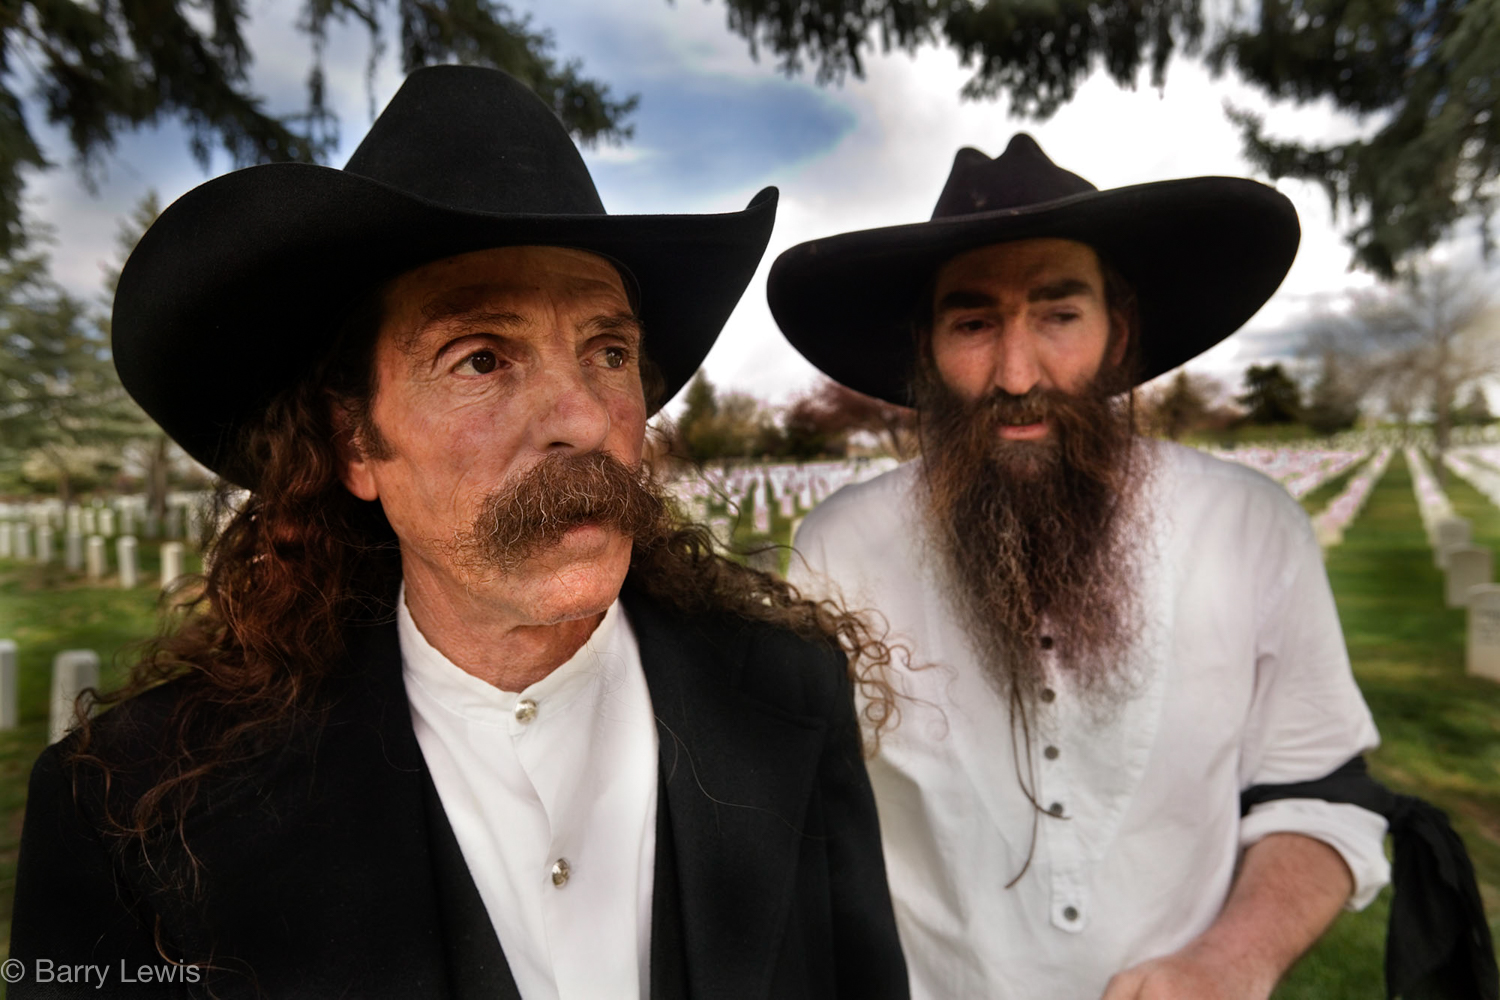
399,592,658,1000
790,440,1390,1000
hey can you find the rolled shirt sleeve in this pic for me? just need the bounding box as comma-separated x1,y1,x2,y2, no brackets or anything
1237,506,1391,910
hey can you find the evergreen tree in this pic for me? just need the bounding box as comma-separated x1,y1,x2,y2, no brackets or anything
1149,370,1209,440
1236,362,1302,425
707,0,1497,274
0,0,634,257
0,239,144,502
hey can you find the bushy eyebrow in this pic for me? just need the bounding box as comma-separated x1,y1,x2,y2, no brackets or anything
935,289,997,313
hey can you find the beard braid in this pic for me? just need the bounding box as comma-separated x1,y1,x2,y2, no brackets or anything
915,362,1149,714
455,451,669,572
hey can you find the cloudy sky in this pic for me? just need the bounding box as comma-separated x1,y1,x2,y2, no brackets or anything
21,0,1490,408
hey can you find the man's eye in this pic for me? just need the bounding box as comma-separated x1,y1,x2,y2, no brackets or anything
457,350,499,375
602,346,628,369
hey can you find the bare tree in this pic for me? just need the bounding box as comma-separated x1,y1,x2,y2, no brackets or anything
1300,261,1498,463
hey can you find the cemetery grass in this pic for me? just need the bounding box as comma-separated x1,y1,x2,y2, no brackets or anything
0,541,199,967
1276,452,1500,998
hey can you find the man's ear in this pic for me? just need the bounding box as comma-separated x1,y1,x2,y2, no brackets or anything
330,398,382,502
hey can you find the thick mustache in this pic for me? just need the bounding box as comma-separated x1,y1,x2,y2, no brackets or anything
977,389,1061,428
460,452,662,570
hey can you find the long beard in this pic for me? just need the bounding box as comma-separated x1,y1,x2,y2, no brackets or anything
916,365,1147,711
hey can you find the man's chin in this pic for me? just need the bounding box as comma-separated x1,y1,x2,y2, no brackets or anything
989,441,1058,481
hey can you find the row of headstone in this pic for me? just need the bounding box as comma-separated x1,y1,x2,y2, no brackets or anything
1402,448,1500,681
1207,445,1370,500
0,525,187,590
1309,447,1394,548
1405,447,1457,542
667,458,899,532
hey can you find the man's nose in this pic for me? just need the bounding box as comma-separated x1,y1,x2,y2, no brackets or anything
993,324,1042,397
530,358,612,454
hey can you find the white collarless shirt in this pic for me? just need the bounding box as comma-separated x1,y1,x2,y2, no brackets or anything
399,591,658,1000
791,440,1389,1000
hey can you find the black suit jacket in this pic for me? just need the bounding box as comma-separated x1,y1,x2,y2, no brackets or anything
11,584,909,999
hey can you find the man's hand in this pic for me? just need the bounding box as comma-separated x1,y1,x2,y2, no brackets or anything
1100,940,1276,1000
1100,832,1355,1000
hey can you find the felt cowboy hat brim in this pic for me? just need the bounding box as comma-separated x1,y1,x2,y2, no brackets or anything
766,138,1299,406
112,66,777,489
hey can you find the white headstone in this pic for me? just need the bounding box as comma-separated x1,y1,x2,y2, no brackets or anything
1436,518,1472,567
35,525,53,564
79,508,96,536
117,536,138,588
65,506,81,536
120,507,136,537
1314,520,1343,549
0,639,16,730
13,523,31,561
753,504,771,535
1469,585,1500,681
0,523,11,559
779,492,796,518
65,532,83,572
161,541,186,591
86,535,107,581
98,508,116,537
49,649,99,744
1448,546,1494,608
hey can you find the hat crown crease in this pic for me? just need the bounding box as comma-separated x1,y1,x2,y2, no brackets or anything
343,65,607,217
931,134,1097,220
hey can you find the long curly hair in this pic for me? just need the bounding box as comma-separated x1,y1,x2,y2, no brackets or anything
68,315,902,892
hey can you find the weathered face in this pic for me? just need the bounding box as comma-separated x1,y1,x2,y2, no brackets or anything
929,237,1125,442
340,245,648,627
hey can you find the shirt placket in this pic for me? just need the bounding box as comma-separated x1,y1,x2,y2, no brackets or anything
1037,631,1089,934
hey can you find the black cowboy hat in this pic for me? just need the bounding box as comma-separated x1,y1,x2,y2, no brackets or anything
113,65,777,488
766,134,1298,405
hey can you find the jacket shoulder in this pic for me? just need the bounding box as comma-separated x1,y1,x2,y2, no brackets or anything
622,584,850,724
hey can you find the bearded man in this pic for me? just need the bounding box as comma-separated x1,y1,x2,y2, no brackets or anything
11,67,907,1000
769,136,1390,1000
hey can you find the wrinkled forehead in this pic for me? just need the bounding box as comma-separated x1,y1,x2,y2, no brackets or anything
378,245,639,352
934,237,1104,293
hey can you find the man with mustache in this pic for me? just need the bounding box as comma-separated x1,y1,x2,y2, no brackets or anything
771,137,1389,999
11,67,907,999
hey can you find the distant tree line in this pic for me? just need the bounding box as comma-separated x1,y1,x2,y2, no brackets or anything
669,373,917,465
1139,259,1499,448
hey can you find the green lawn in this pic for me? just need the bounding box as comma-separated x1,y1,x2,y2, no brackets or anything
2,463,1499,997
1277,451,1500,997
0,540,200,963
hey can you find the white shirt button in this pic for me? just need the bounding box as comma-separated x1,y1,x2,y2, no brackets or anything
515,698,538,724
551,857,571,887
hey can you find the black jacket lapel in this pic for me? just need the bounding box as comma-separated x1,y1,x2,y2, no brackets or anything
624,587,829,1000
